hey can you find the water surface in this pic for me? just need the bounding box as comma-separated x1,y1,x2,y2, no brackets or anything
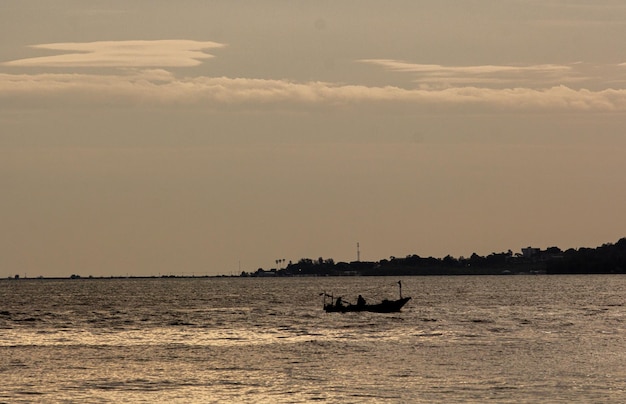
1,275,625,402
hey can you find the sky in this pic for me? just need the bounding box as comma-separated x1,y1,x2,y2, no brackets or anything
2,1,626,277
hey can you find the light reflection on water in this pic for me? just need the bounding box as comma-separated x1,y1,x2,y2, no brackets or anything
1,276,625,402
2,326,416,349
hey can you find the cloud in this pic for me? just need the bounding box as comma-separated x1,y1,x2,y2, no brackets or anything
2,40,225,68
360,59,584,88
360,60,571,75
3,41,626,112
2,70,626,112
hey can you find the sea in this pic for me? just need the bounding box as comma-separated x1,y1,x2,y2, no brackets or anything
1,275,625,403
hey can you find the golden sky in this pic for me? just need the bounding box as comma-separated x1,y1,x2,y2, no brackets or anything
2,1,625,277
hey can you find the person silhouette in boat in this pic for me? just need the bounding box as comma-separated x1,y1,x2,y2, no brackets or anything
335,297,343,308
357,295,366,307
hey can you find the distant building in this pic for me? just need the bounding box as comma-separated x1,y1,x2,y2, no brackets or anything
521,247,540,260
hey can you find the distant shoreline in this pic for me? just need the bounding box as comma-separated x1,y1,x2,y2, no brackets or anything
6,237,625,280
245,237,626,278
2,273,624,281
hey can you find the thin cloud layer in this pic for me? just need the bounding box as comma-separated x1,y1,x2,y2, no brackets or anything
3,40,626,112
360,59,588,89
2,40,225,68
3,71,626,112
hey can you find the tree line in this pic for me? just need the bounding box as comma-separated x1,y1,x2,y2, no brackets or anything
243,237,626,277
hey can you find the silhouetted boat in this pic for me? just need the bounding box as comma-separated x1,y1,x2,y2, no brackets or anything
322,281,411,313
324,296,411,313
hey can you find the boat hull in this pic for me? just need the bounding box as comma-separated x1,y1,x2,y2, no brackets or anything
324,297,411,313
